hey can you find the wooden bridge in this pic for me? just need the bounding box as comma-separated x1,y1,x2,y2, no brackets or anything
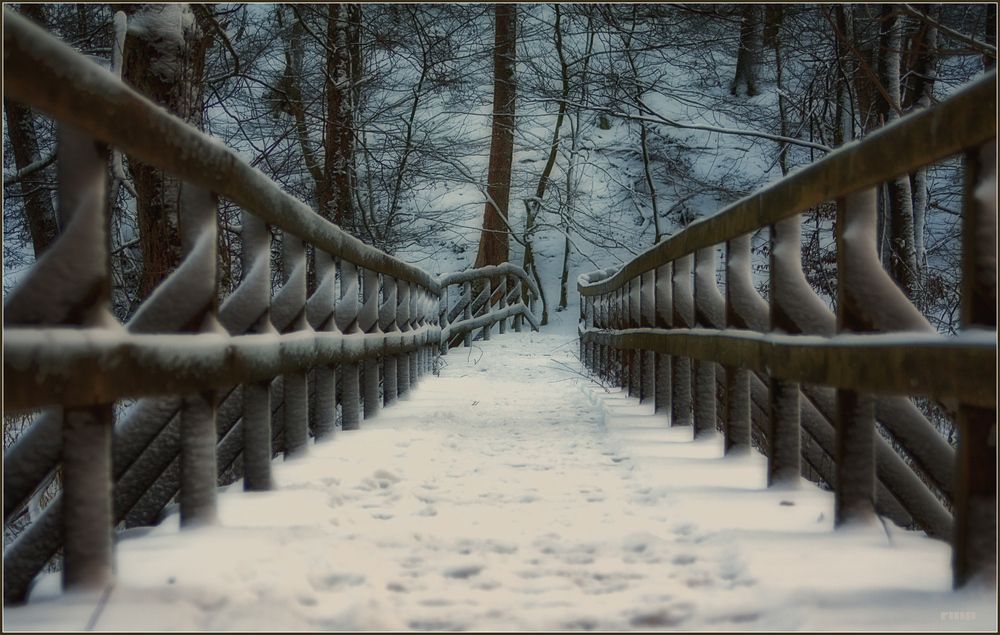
2,9,996,623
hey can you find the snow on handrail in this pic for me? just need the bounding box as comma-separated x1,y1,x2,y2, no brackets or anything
439,262,541,300
437,263,542,348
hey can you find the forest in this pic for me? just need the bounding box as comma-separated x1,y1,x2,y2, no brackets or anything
2,3,995,436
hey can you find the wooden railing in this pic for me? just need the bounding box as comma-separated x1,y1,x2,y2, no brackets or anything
1,12,537,603
439,263,542,349
578,71,997,589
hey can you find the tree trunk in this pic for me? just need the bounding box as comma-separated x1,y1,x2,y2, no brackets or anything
322,4,355,232
4,4,57,258
832,5,856,148
903,5,938,272
279,7,323,191
4,99,57,258
474,4,516,268
772,7,789,176
731,5,760,97
122,4,210,301
558,7,595,312
877,5,918,296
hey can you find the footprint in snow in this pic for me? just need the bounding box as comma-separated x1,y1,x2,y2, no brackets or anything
309,572,366,591
373,469,401,483
443,564,483,579
630,608,687,627
672,554,696,565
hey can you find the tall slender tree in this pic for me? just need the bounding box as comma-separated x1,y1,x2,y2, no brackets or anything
474,3,516,268
4,4,57,258
122,3,212,300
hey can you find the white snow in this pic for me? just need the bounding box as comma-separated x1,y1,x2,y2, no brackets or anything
5,332,994,631
126,5,197,82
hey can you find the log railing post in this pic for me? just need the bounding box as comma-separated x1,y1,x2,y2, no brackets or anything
584,295,596,370
654,264,672,419
408,281,420,384
416,287,429,376
395,281,411,391
617,287,625,387
462,281,473,347
360,268,381,419
396,280,411,396
54,127,114,592
280,231,309,457
512,277,524,332
381,276,399,405
337,260,361,429
482,278,493,341
640,269,656,403
723,236,752,454
671,255,694,427
954,141,997,588
693,246,718,438
834,189,878,525
498,275,508,335
438,282,449,355
241,212,275,486
768,217,802,486
627,276,641,398
310,247,338,443
177,184,220,526
594,293,610,381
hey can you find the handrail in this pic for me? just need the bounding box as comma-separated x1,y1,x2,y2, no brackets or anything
1,12,539,605
438,263,542,345
577,72,997,590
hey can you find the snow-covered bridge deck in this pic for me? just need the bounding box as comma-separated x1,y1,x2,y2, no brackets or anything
7,333,993,631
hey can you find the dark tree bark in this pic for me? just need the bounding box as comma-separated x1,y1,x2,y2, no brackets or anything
4,99,57,258
730,5,760,97
321,4,355,231
474,4,516,268
4,4,57,258
877,5,918,296
902,5,939,271
122,4,211,300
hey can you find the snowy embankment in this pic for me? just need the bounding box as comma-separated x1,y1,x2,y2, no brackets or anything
5,332,994,631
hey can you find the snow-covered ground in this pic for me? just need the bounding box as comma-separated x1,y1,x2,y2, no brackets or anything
4,330,995,631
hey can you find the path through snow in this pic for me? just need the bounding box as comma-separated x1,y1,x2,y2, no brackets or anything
5,332,995,631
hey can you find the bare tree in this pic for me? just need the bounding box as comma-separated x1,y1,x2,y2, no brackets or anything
3,4,57,258
731,5,761,97
122,3,212,300
474,4,517,268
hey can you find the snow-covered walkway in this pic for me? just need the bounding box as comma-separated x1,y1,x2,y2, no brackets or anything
5,332,995,631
